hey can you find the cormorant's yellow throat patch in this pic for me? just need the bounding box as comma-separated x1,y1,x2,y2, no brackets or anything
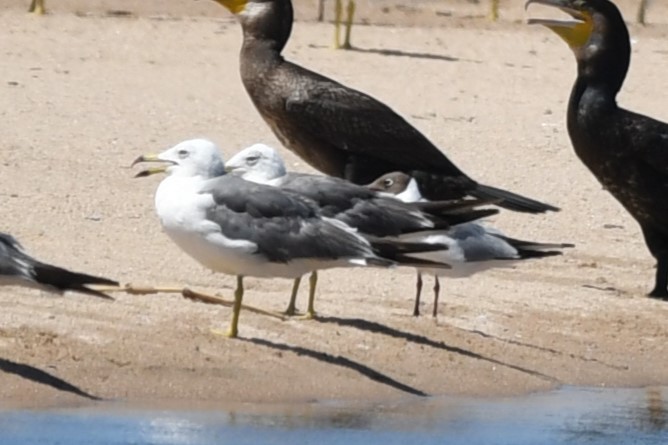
214,0,248,15
526,0,594,50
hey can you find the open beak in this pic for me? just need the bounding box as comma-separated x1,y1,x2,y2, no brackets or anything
213,0,248,15
526,0,593,49
131,154,173,178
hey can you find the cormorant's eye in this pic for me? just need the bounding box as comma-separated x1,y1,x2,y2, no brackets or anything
383,178,394,188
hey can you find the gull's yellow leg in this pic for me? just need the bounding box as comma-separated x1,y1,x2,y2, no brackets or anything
284,276,302,316
304,271,318,319
489,0,499,22
334,0,343,49
226,275,244,338
28,0,45,14
341,1,355,50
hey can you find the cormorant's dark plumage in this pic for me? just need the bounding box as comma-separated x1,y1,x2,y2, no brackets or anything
212,0,558,213
528,0,668,298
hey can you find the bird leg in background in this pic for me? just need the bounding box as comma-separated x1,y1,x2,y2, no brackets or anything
334,0,343,48
637,0,649,25
432,276,441,318
304,271,318,319
28,0,45,14
317,0,325,22
489,0,499,22
96,283,285,320
284,276,302,316
334,0,355,50
413,272,423,317
226,275,245,338
343,1,355,49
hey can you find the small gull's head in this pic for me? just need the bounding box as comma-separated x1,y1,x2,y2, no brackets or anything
367,172,413,194
367,172,423,203
132,139,226,179
224,143,286,182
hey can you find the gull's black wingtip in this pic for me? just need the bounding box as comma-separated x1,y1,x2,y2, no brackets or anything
473,184,560,214
32,264,118,300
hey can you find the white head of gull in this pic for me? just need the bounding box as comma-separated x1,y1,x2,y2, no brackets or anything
225,143,286,185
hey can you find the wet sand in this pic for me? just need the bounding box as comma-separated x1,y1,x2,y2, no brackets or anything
1,0,668,407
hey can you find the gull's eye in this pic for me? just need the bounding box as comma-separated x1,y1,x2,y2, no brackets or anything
383,178,394,188
246,155,260,166
177,149,189,158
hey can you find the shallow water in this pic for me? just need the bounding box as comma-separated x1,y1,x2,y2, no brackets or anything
1,387,667,445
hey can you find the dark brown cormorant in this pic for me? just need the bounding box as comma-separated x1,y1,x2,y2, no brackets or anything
211,0,558,214
527,0,668,299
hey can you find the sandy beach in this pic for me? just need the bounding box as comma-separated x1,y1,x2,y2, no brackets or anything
1,0,668,407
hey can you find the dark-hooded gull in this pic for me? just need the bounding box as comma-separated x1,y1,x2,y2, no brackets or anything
368,172,574,316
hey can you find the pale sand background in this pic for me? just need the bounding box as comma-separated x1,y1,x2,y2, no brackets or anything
1,0,668,406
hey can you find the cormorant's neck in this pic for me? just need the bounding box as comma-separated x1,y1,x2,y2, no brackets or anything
238,0,293,56
568,11,631,116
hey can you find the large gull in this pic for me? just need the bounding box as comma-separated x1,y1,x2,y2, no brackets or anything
368,172,574,316
132,139,451,337
0,232,117,299
225,143,498,316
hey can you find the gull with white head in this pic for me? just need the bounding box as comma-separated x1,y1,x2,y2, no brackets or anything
225,144,499,317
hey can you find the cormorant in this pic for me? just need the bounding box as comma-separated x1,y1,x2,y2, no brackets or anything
211,0,558,214
527,0,668,298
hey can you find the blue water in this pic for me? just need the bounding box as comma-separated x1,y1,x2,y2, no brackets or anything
1,387,667,444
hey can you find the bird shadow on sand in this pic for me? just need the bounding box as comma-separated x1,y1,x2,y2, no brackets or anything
0,357,101,401
308,43,477,62
349,46,464,62
242,337,429,397
315,316,558,383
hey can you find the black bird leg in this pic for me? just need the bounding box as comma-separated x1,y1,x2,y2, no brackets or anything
413,272,423,317
649,255,668,300
432,276,441,317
